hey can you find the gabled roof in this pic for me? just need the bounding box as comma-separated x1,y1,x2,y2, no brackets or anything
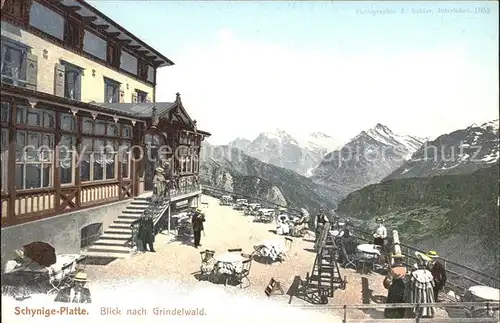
67,0,173,67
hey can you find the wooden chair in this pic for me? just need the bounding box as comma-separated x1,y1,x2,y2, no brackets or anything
47,262,75,295
233,259,252,288
241,253,253,259
227,248,242,253
199,250,216,282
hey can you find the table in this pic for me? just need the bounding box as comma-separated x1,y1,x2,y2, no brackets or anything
357,244,381,256
256,239,286,262
214,252,244,275
468,286,500,301
465,286,500,318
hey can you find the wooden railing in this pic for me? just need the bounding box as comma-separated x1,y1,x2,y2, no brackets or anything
313,302,499,323
348,226,500,294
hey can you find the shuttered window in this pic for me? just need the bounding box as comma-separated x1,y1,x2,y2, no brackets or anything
29,1,65,40
55,61,84,100
1,37,36,89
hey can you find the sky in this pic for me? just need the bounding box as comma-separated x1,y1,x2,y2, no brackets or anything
88,1,499,145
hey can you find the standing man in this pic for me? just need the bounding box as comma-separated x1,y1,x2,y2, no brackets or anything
426,250,447,302
315,206,329,244
373,218,387,247
138,214,155,252
191,208,206,248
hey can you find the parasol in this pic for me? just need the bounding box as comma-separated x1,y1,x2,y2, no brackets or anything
22,241,57,267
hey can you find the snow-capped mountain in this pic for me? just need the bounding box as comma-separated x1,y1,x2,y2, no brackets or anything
311,123,425,200
384,119,499,181
227,129,342,176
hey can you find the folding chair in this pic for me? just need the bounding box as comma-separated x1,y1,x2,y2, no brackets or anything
233,259,252,288
341,244,358,270
47,262,75,295
199,250,216,282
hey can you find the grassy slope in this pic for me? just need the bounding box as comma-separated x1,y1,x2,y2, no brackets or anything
336,165,499,276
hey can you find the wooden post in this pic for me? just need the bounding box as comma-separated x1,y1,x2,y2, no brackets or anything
392,230,401,266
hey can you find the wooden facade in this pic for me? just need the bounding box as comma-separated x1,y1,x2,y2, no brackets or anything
0,0,210,228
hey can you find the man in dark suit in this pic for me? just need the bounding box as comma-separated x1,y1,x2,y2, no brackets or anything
191,208,206,248
138,214,155,252
54,272,92,303
426,251,447,302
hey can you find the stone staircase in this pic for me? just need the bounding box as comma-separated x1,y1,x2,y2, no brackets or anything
82,196,151,258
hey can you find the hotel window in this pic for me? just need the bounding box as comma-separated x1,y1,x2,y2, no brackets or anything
16,132,54,190
119,141,131,179
16,105,55,128
29,1,65,40
104,78,120,103
60,113,76,132
83,30,107,61
133,90,148,103
120,51,137,75
1,38,27,87
61,62,83,101
80,118,119,182
123,125,133,138
59,114,76,185
1,102,11,124
1,128,8,192
147,65,155,83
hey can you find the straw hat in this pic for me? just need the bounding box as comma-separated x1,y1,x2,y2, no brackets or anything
155,167,164,173
13,249,24,260
74,272,88,282
376,217,383,223
391,253,405,259
415,251,432,262
426,250,439,258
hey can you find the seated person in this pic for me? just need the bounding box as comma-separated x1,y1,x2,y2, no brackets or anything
276,214,290,235
200,250,217,276
54,272,92,303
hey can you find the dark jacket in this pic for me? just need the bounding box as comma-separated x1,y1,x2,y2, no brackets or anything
430,260,447,288
192,213,205,232
316,212,327,225
54,286,92,303
138,217,155,243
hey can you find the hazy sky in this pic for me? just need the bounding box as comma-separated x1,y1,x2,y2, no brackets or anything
89,1,499,145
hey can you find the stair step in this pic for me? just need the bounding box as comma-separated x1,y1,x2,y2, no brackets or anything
105,228,132,235
127,206,149,210
93,239,130,247
117,214,142,220
85,245,131,254
123,210,145,214
82,250,130,259
109,224,133,229
130,201,151,206
134,197,151,201
115,218,138,224
100,233,132,240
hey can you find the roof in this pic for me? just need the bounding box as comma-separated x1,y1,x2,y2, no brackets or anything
98,102,176,118
68,0,173,67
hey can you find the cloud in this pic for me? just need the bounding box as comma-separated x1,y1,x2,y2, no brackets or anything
156,30,498,145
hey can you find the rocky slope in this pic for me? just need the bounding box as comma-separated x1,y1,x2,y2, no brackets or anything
199,142,337,212
384,119,500,181
228,129,341,177
311,123,425,201
336,165,500,277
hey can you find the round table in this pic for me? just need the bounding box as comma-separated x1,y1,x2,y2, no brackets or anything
214,252,245,278
357,244,381,255
215,252,245,263
468,286,500,301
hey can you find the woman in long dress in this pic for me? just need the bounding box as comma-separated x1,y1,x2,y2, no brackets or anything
383,254,408,318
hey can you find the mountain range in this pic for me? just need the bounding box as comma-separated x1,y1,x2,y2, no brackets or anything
228,130,341,176
384,119,499,181
199,142,339,212
311,123,427,200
